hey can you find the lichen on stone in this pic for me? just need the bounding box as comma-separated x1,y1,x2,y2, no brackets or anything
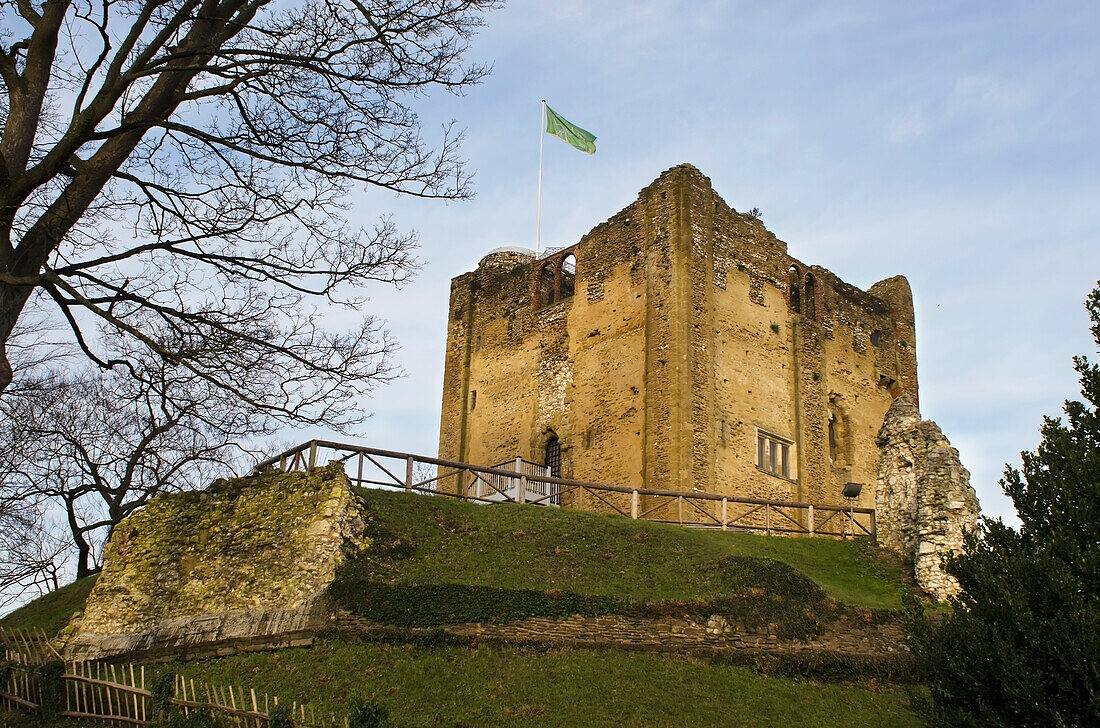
68,463,364,655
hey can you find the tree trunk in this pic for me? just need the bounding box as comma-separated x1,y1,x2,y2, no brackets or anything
74,535,94,579
0,280,35,392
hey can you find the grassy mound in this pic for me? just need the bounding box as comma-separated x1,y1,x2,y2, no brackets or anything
4,488,912,641
330,488,909,639
1,484,924,727
0,576,97,635
345,488,910,608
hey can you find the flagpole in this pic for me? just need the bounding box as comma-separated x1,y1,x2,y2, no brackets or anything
535,99,546,257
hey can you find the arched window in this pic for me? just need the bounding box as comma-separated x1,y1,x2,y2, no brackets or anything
804,273,817,321
560,254,576,299
788,266,801,313
545,435,561,478
828,395,851,467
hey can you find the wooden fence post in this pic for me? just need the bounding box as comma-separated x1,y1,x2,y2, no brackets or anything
515,457,524,502
308,440,318,470
765,503,771,536
721,497,728,531
631,490,639,519
405,456,414,491
808,504,814,536
518,472,527,504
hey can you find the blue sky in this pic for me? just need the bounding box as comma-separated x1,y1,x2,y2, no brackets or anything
325,1,1100,524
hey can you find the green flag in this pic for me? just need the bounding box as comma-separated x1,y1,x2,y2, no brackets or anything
545,104,596,154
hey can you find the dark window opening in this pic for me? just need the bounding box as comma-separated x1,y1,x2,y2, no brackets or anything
788,266,801,313
804,273,817,321
539,264,556,306
545,435,561,478
870,330,883,347
469,390,477,410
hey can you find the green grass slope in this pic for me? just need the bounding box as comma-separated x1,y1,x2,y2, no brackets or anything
339,487,910,608
0,576,97,635
3,489,913,639
2,487,924,728
4,639,923,728
164,639,922,728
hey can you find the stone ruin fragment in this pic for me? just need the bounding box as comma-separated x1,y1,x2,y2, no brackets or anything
875,396,981,600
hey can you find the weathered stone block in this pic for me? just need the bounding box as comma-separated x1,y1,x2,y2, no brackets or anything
64,464,363,661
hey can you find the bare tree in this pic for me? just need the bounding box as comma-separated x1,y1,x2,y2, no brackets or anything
0,359,74,605
0,501,71,611
0,0,499,414
0,335,283,578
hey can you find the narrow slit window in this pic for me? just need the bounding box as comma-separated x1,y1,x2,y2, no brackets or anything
538,263,556,306
804,273,817,320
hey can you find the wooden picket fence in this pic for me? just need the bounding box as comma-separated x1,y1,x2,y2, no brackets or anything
0,628,347,727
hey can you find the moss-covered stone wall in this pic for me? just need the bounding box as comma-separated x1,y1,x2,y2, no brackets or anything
65,464,362,660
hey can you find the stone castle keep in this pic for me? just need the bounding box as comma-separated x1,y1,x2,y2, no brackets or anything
439,164,917,509
58,166,981,663
438,164,979,597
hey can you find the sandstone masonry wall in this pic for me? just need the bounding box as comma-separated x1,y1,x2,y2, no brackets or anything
439,164,918,515
333,610,908,661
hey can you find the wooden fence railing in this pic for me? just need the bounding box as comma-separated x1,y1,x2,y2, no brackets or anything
0,628,345,727
253,440,876,538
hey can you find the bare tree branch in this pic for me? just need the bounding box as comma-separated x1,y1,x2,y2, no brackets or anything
0,331,277,579
0,0,500,412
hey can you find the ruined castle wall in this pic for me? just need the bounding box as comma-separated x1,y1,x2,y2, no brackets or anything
876,396,980,600
438,275,475,468
711,264,800,502
439,164,920,511
812,272,918,509
696,167,914,510
566,258,647,489
65,465,362,660
333,611,909,664
438,217,653,511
